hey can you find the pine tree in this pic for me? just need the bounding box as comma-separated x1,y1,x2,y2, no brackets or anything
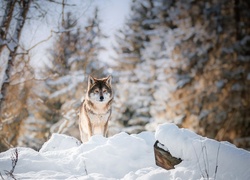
113,0,250,149
40,8,107,140
148,0,250,149
112,0,158,133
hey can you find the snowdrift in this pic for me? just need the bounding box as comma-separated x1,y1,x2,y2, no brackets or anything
0,123,250,179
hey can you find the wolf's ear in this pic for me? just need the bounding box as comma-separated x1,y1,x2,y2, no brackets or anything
88,75,95,87
106,75,112,86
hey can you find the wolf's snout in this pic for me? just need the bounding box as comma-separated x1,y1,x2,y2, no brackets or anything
100,96,104,101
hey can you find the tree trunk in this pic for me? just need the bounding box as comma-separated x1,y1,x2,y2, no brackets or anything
0,0,31,151
0,0,17,99
0,0,31,101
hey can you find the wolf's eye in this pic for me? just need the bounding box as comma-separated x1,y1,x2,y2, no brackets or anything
103,89,107,93
94,89,99,93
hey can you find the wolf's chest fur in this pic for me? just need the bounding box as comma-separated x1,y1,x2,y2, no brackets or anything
87,108,111,134
88,110,110,124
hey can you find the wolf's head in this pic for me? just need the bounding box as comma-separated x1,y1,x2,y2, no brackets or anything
87,75,113,103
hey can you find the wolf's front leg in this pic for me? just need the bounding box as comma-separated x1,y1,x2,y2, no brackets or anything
79,123,89,142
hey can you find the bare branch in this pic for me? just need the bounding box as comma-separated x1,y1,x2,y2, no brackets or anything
9,75,51,86
0,0,17,40
2,28,75,58
201,145,209,178
71,1,93,28
10,148,18,174
25,30,54,52
62,0,65,26
214,143,221,180
30,2,48,18
47,0,76,6
0,172,4,180
4,148,18,180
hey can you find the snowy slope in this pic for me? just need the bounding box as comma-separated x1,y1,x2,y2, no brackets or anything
0,123,250,179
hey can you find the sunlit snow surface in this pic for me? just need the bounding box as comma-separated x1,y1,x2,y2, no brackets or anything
0,123,250,179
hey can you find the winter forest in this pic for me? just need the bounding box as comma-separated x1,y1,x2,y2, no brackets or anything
0,0,249,154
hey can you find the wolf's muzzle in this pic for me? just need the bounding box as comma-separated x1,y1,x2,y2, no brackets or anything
100,96,104,101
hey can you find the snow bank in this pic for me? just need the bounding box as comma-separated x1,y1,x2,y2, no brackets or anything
0,123,250,179
0,132,156,179
156,123,250,179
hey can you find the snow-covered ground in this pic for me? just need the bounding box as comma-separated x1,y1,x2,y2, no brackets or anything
0,123,250,179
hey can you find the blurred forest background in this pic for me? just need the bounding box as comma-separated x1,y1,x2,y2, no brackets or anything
0,0,249,152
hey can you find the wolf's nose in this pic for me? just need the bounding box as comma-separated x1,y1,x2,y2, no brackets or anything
100,96,104,101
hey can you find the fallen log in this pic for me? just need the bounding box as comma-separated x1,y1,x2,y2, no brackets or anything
154,140,182,170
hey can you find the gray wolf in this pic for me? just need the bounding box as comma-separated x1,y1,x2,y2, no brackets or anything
79,75,113,142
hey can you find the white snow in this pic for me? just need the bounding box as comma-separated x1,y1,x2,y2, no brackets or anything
0,123,250,179
155,123,250,179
